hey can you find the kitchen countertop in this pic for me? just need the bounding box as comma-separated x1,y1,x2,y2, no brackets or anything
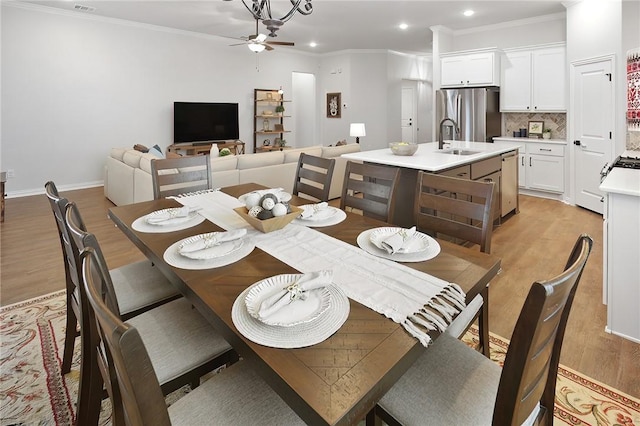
494,137,567,146
341,141,521,172
599,150,640,197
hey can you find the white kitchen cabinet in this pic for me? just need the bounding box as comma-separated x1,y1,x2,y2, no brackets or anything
501,44,566,112
600,168,640,343
441,50,500,88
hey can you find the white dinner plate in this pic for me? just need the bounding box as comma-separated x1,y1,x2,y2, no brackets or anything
292,206,346,228
357,227,441,262
244,274,331,327
163,237,254,270
132,210,205,233
369,227,430,254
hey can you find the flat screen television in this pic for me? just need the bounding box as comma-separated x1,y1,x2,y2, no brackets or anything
173,102,239,144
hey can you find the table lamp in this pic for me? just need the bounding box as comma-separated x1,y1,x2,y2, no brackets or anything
350,123,366,144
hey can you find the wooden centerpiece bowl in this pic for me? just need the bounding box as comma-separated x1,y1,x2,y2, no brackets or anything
233,205,302,233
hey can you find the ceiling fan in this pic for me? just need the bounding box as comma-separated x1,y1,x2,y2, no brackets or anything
229,19,295,52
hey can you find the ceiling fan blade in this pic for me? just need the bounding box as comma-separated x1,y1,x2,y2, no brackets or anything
267,41,295,46
229,42,246,46
265,45,274,51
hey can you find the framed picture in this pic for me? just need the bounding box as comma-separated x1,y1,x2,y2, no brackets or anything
274,123,284,132
528,121,544,136
266,92,273,100
326,92,341,118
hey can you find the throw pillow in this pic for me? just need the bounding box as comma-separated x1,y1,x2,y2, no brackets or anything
133,144,149,152
148,146,164,158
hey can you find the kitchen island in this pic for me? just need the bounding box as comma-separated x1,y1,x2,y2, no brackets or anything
341,141,521,227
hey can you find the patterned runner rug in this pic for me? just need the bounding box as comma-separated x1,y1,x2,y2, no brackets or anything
1,291,638,425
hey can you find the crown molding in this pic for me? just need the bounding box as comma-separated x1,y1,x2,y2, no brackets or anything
454,12,566,36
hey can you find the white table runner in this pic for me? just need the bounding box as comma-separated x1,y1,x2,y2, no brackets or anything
175,190,466,346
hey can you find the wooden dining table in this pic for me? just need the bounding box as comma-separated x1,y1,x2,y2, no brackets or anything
108,183,501,426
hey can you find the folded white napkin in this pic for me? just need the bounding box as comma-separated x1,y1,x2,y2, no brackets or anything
258,270,333,320
381,226,417,254
300,202,330,220
145,206,192,225
179,229,247,254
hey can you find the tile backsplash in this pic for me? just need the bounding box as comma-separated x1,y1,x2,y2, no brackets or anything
502,113,566,140
627,131,640,151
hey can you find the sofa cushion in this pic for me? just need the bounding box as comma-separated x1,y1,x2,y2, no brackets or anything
111,147,128,162
322,143,361,158
123,150,144,168
284,147,323,163
211,155,239,172
139,153,160,174
237,151,284,170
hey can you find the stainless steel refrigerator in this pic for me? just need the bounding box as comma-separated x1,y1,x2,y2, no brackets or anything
436,87,501,143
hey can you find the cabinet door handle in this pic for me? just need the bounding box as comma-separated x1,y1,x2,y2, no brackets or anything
540,148,552,152
484,178,493,182
529,157,532,167
457,173,467,177
521,156,525,166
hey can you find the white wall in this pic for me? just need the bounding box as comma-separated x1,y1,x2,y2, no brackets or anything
1,3,319,195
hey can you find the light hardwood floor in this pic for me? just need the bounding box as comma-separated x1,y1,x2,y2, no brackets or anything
1,187,638,397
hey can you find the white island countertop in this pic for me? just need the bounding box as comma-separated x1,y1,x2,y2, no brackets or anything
341,141,521,172
599,150,640,197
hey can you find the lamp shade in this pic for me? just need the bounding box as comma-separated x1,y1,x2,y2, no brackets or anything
350,123,366,137
248,43,266,53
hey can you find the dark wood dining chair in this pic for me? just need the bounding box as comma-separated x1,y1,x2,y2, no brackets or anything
370,234,593,426
340,161,400,222
151,154,212,199
414,171,496,357
79,246,306,426
292,153,336,202
64,201,237,426
44,181,181,377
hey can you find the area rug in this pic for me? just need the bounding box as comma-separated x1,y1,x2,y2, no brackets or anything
1,291,638,425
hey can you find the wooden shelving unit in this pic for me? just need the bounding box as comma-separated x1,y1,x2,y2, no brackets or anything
254,88,291,153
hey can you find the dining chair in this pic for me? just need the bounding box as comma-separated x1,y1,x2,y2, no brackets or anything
414,171,496,356
79,245,306,426
44,181,181,377
370,234,593,426
64,201,237,425
292,153,336,202
151,154,212,199
340,161,400,222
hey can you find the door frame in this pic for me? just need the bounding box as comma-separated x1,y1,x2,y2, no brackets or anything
568,54,616,207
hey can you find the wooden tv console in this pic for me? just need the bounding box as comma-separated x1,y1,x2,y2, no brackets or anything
167,141,245,156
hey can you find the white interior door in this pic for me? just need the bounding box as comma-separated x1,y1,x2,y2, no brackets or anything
401,83,417,143
292,72,317,148
572,58,614,214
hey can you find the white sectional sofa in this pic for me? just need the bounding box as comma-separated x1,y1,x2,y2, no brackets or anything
104,144,361,206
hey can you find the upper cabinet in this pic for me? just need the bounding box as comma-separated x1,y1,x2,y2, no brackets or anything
501,44,566,112
440,49,500,88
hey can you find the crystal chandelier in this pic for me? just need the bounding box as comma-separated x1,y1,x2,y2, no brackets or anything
241,0,313,37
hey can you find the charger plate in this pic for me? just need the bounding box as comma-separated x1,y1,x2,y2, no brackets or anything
292,206,346,228
132,210,205,233
232,283,350,348
357,228,441,263
244,274,331,327
164,237,254,270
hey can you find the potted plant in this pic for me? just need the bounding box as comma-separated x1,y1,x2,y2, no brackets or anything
275,105,285,116
542,128,552,139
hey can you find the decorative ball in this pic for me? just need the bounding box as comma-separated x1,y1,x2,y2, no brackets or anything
245,192,262,209
278,192,292,203
271,203,287,217
248,206,263,218
260,194,278,210
257,209,274,220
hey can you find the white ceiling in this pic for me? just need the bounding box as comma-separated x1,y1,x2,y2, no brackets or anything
21,0,567,55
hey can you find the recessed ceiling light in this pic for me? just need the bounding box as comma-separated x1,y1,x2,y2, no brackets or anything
309,42,317,48
399,23,408,30
463,10,475,17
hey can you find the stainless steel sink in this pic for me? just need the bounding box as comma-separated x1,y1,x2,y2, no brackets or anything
436,148,480,156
